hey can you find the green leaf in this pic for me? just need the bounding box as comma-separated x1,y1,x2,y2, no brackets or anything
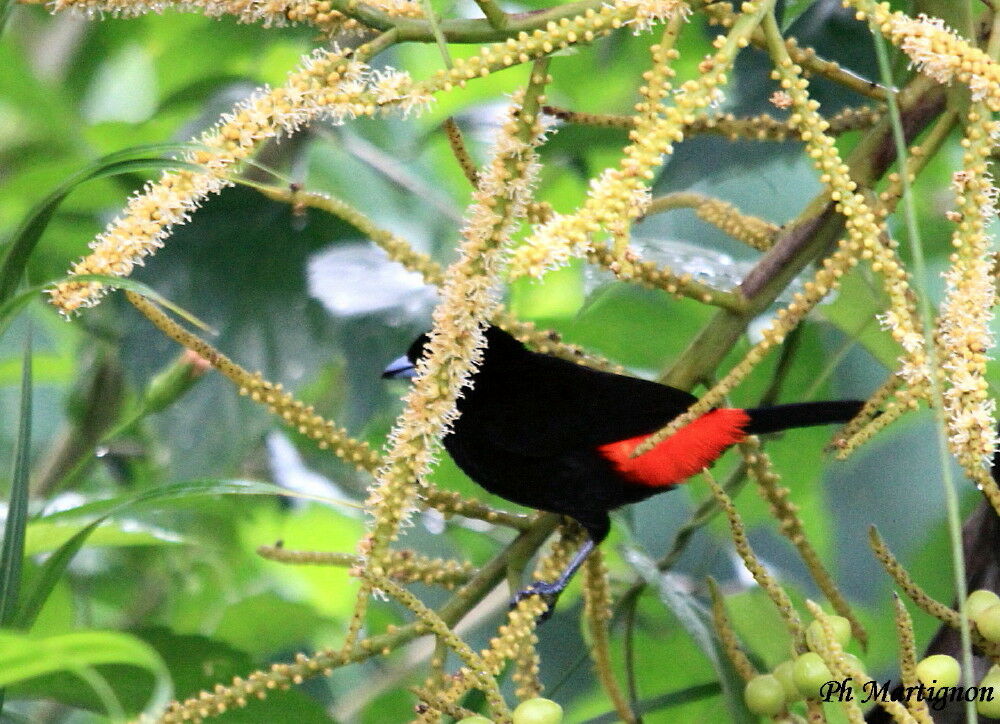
12,479,359,631
0,328,31,627
40,478,360,525
561,286,715,370
0,272,214,345
13,518,103,632
626,548,755,724
119,185,363,479
509,260,585,320
81,43,158,124
0,145,199,303
24,519,185,558
818,267,897,369
0,629,172,718
11,627,241,716
12,628,332,721
582,682,721,723
0,284,42,341
0,0,14,37
213,593,331,656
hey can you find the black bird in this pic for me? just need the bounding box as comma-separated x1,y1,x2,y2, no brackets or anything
384,326,862,613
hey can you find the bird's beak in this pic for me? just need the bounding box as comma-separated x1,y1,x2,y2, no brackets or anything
382,355,417,379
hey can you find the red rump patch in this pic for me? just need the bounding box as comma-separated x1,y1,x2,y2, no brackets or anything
597,408,751,488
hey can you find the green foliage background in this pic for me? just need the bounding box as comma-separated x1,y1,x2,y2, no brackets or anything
0,0,990,721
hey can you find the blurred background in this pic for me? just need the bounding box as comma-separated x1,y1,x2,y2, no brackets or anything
0,0,990,720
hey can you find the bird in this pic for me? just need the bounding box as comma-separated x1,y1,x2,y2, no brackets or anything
383,325,863,615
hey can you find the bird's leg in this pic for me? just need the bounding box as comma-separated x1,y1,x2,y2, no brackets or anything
511,538,595,622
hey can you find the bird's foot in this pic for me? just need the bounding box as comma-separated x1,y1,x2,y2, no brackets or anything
510,580,566,623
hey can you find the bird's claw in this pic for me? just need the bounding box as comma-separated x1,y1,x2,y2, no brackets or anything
510,581,565,623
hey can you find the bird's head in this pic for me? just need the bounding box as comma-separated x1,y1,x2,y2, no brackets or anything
381,333,430,379
381,326,525,380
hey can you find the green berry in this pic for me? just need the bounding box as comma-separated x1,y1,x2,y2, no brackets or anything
977,668,1000,718
976,604,1000,643
915,654,961,688
793,652,833,698
806,615,852,651
842,653,865,673
457,717,493,724
512,697,563,724
744,674,786,715
966,590,1000,620
772,660,802,703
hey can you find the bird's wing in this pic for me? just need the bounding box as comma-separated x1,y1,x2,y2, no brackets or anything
462,353,697,457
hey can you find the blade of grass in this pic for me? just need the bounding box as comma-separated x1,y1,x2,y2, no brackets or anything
0,274,215,348
65,274,216,334
0,145,201,303
13,518,106,631
0,327,32,626
0,286,42,342
0,326,32,719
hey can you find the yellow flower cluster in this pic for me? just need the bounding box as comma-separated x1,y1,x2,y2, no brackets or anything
124,290,382,471
532,523,587,582
51,2,650,319
583,551,635,723
241,371,382,468
414,532,560,718
586,244,744,310
512,622,543,701
709,580,757,681
48,0,422,35
509,0,770,279
156,649,348,722
634,16,920,454
256,544,476,588
696,104,881,141
48,44,421,314
483,598,547,681
938,106,999,470
547,103,880,140
741,439,866,646
690,195,778,251
360,82,547,578
511,33,683,277
621,0,689,33
766,58,923,381
849,1,1000,111
706,471,806,651
419,6,637,96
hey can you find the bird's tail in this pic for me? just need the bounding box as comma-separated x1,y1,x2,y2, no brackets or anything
744,401,864,436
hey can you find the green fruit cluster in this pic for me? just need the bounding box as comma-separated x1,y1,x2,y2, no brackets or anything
966,591,1000,718
969,590,1000,643
458,698,563,724
748,612,862,709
